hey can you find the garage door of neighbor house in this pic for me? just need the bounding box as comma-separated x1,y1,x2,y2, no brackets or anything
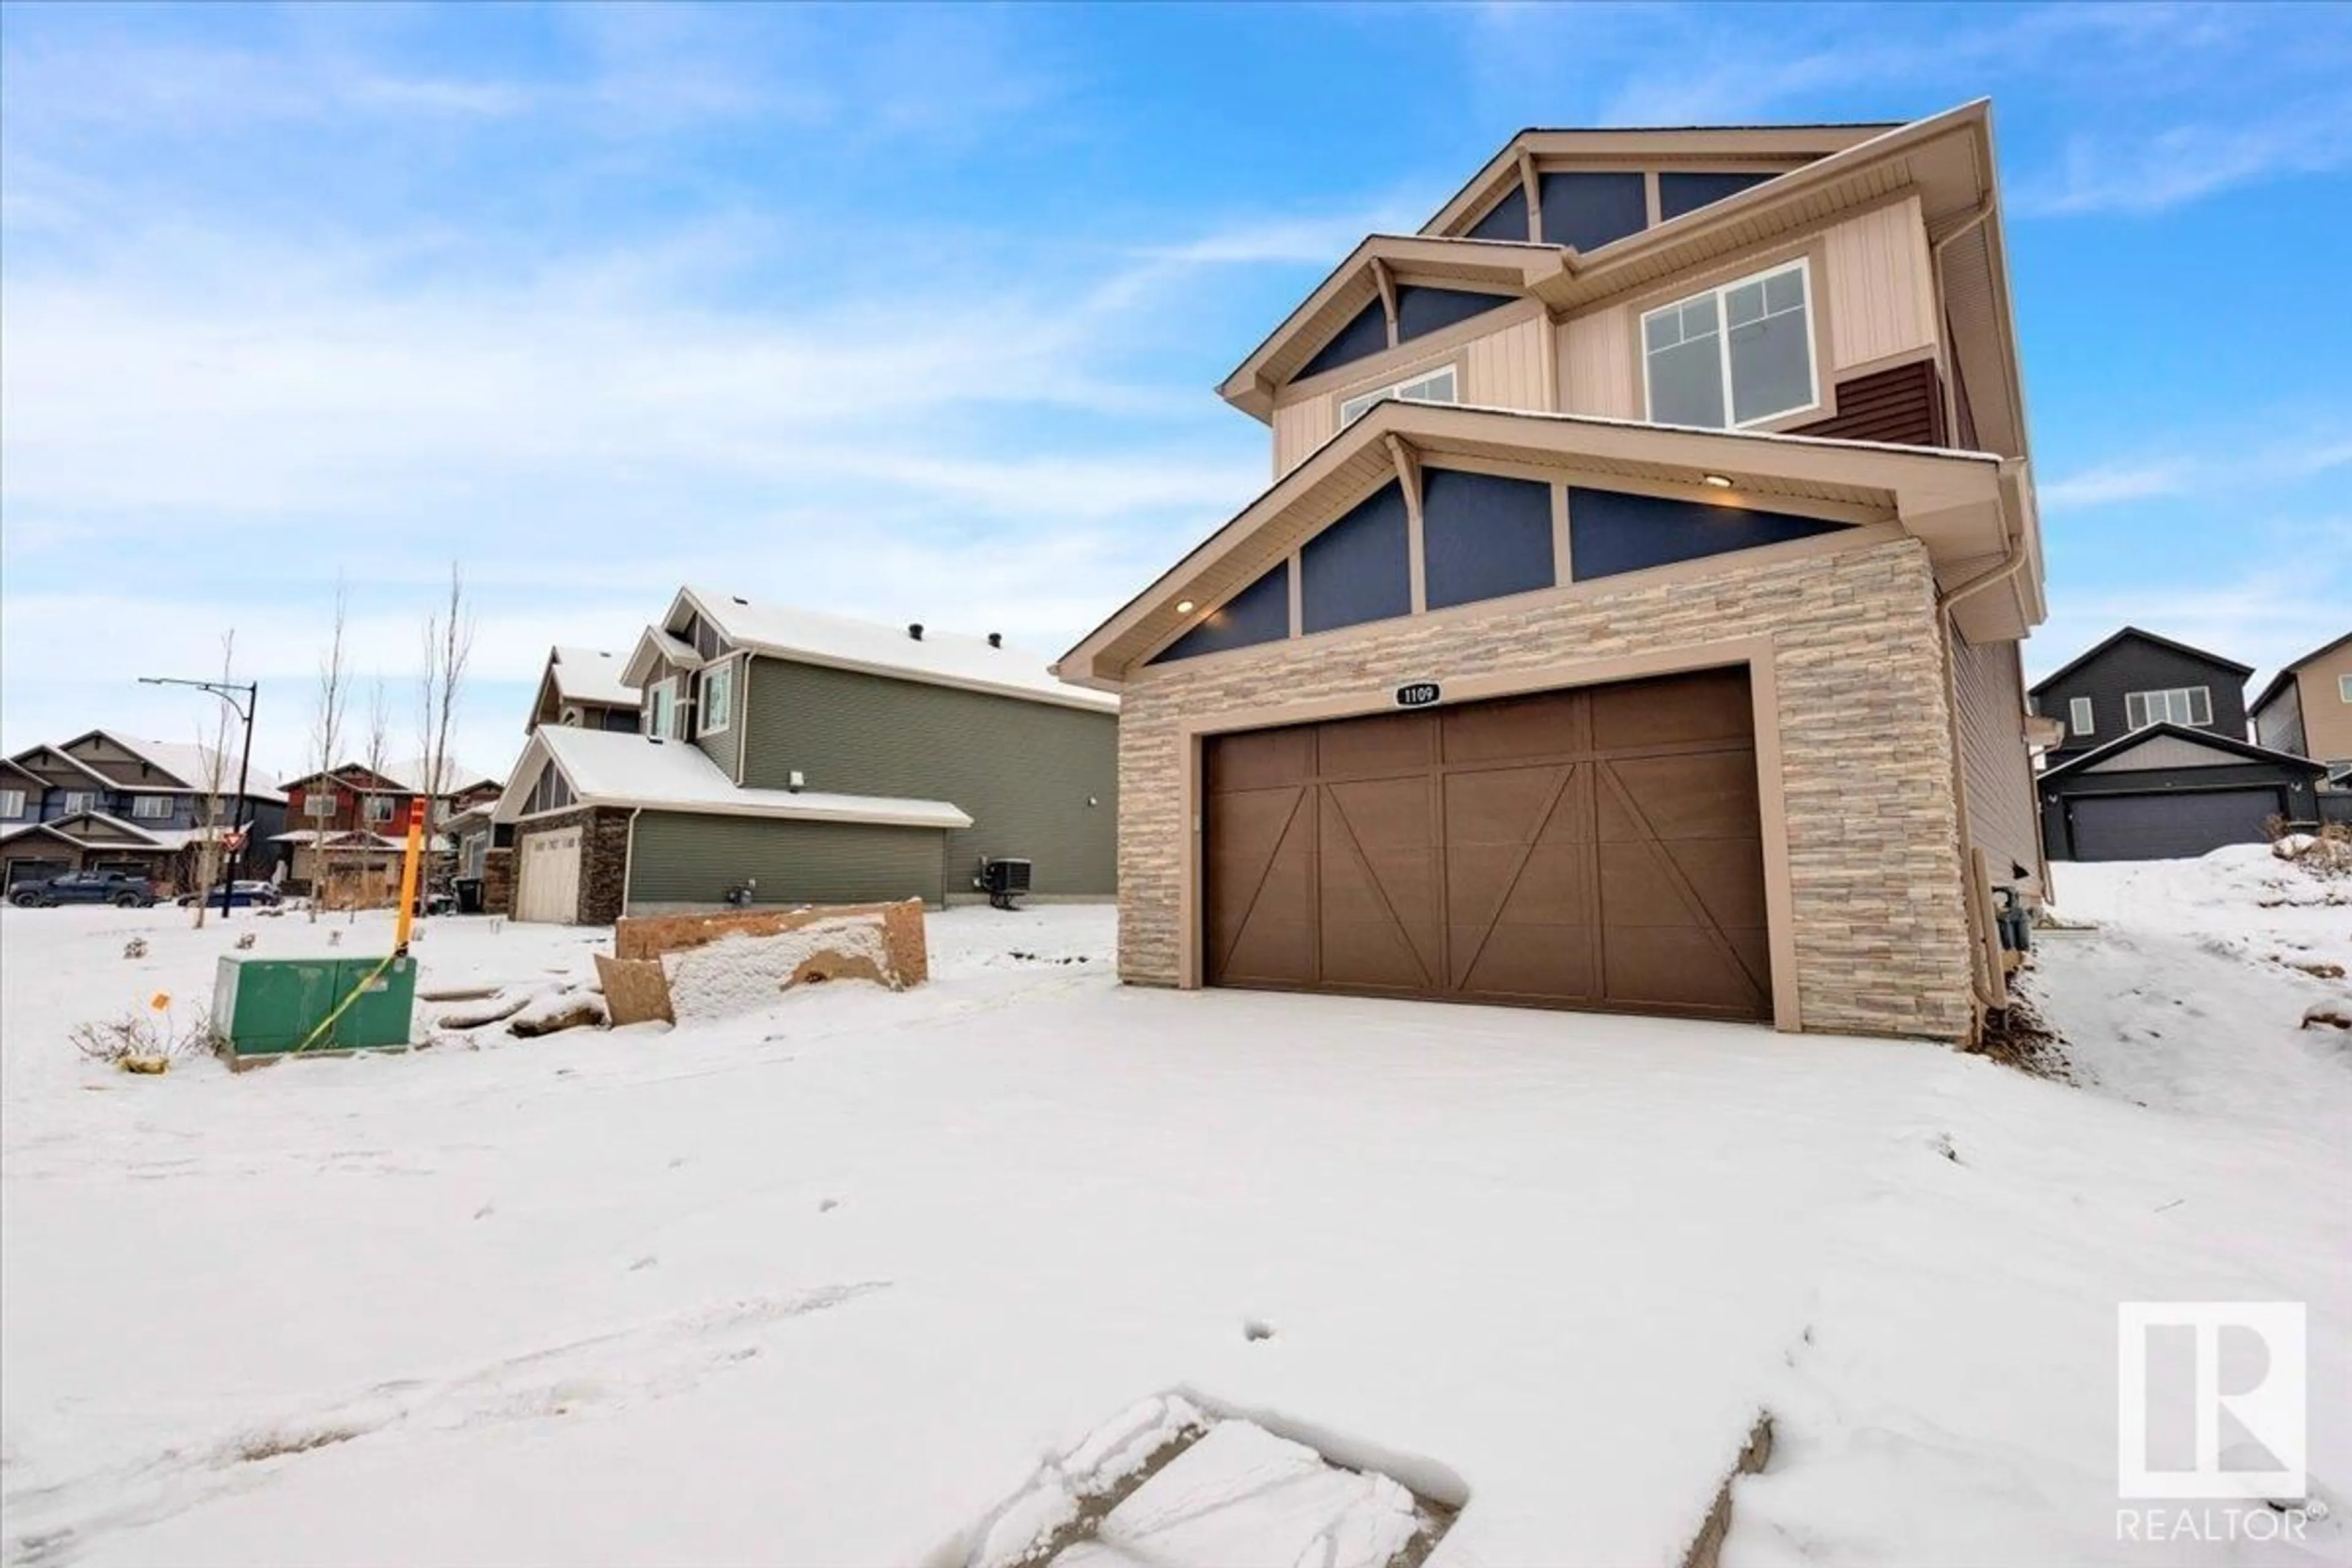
516,829,583,923
2068,788,2283,862
1203,665,1771,1021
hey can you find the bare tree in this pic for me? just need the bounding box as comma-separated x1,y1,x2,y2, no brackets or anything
307,577,349,924
189,630,238,930
417,561,475,829
353,676,392,919
416,561,476,920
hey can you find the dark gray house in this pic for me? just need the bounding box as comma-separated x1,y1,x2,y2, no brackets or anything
492,587,1118,922
2032,628,2326,861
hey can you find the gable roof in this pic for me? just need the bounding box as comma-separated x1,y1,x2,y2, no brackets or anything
494,726,973,831
59,730,216,789
547,646,639,707
2027,626,2255,696
0,810,167,850
6,744,116,788
2038,722,2327,782
278,757,497,797
668,587,1117,714
2249,629,2352,716
618,625,706,689
1058,397,2030,688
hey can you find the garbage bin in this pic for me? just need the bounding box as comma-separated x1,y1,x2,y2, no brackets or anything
454,877,483,914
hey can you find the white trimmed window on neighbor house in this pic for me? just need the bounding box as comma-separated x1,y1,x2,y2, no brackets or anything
2068,696,2094,737
646,678,676,741
62,790,95,815
364,794,398,824
2340,673,2352,703
699,661,734,734
2125,687,2212,729
1642,258,1818,429
130,794,172,820
1338,364,1459,428
0,789,25,818
303,793,337,819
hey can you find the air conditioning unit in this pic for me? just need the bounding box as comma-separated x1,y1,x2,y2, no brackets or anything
975,857,1031,911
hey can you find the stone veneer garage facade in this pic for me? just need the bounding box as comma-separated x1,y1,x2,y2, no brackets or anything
1112,533,1976,1041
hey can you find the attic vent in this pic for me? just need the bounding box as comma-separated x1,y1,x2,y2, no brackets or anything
908,623,924,641
987,633,1002,649
731,596,748,605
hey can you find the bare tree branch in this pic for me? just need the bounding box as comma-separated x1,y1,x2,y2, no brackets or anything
307,576,349,924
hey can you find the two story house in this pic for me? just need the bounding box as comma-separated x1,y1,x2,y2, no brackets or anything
491,588,1119,923
1056,100,2048,1044
0,731,287,890
2248,630,2352,801
2031,627,2329,861
272,757,501,899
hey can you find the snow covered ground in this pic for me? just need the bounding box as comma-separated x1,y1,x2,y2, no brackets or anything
1,856,2346,1567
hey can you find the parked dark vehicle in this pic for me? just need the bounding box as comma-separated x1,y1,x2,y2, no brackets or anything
10,871,162,908
175,880,282,910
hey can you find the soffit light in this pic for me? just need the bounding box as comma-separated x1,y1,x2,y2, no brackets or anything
1702,473,1734,489
1176,600,1196,614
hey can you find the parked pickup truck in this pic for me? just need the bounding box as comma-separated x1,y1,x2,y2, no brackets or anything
9,871,163,908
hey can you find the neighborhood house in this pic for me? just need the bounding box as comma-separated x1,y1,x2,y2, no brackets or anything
492,587,1118,922
2030,626,2331,861
1,731,287,892
1058,101,2048,1044
274,758,502,903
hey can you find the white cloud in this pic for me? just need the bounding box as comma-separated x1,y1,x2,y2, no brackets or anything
2013,103,2352,217
2040,463,2192,511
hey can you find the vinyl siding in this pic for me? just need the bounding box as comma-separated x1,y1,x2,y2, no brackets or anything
1950,630,2041,884
1821,196,1937,371
1461,312,1552,414
691,654,747,782
2034,638,2250,763
2295,644,2352,763
738,658,1118,896
626,811,948,908
1272,399,1336,479
2254,679,2307,756
1791,361,1947,447
1558,306,1636,418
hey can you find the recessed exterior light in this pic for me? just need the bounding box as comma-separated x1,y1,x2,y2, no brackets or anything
1702,473,1733,489
1176,600,1196,614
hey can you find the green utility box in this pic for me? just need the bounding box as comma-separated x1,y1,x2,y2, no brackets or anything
211,954,418,1066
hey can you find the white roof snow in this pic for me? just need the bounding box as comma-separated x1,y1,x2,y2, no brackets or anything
497,726,972,831
549,646,639,707
679,587,1118,713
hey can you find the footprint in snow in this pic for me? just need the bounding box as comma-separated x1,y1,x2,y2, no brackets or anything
628,1255,659,1273
1242,1319,1276,1342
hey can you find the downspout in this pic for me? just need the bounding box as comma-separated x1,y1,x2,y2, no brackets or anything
619,806,644,921
1935,456,2034,1019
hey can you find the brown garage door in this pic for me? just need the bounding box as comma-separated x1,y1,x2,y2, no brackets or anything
1203,665,1771,1020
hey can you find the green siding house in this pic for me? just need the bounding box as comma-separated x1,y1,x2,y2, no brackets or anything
491,587,1118,923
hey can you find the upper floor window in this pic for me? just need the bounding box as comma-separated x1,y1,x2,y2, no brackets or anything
646,678,678,740
130,794,172,820
1642,259,1817,429
303,793,336,818
700,662,735,734
0,789,24,818
62,790,95,815
363,794,398,824
2339,673,2352,704
1339,365,1458,428
2068,696,2094,737
2125,687,2211,729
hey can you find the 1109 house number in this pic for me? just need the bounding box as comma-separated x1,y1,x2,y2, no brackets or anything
1395,682,1442,709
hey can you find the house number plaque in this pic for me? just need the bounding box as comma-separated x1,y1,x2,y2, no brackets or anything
1394,682,1442,709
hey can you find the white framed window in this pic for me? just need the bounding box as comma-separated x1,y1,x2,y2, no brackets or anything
363,794,397,824
62,790,95,815
699,661,734,734
1641,258,1818,429
303,793,336,818
2125,687,2212,729
646,678,677,739
1338,364,1458,428
2068,696,2094,737
130,794,172,820
2339,673,2352,703
0,790,24,818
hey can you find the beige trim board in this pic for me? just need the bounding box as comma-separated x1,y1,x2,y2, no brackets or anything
1285,296,1545,409
1170,636,1803,1032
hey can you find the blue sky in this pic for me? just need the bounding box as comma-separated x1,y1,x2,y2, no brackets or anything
4,1,2348,778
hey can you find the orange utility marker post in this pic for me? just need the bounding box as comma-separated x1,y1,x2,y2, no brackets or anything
393,795,427,954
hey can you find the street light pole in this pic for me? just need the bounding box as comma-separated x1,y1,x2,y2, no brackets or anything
139,676,258,919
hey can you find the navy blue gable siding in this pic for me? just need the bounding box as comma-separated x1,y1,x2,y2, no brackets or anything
1395,285,1513,343
1539,172,1648,252
1465,185,1530,243
1658,171,1774,221
1301,481,1412,635
1296,299,1389,382
1152,560,1292,664
1422,470,1555,610
1568,488,1843,582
